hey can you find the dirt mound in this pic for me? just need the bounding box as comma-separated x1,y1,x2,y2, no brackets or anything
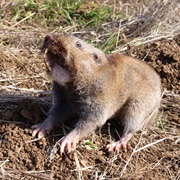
126,35,180,94
0,34,179,179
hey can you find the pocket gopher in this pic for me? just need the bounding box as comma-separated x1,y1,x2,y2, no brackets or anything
32,34,161,154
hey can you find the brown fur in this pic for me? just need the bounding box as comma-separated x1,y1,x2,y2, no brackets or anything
32,34,161,153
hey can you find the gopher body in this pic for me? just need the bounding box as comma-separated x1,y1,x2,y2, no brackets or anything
32,34,161,153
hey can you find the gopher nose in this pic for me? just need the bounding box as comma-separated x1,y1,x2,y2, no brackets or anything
41,34,54,53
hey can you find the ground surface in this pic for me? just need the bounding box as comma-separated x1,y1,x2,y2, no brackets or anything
0,1,179,180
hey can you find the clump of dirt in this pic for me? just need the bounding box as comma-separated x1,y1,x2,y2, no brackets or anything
0,35,179,179
145,37,180,93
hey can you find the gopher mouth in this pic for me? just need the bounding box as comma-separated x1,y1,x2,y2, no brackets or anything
43,49,71,85
41,34,68,72
44,49,68,73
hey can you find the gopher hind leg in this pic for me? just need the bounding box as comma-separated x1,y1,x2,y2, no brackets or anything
107,98,159,152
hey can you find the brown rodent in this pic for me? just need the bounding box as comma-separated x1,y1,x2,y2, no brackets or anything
32,34,161,154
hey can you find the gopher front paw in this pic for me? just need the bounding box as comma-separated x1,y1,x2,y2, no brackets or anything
32,117,53,138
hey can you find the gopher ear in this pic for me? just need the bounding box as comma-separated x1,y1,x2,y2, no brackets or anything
93,53,102,65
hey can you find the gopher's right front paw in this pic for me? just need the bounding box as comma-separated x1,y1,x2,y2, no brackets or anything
32,117,53,138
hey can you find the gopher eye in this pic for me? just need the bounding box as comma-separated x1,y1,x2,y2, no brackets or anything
76,42,82,48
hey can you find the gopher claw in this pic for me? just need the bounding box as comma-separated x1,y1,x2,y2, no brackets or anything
59,130,79,155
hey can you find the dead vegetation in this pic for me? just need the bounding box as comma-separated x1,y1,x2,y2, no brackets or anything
0,0,180,179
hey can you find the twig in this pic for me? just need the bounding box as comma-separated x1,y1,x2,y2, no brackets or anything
49,137,64,161
0,159,9,167
0,159,9,180
25,137,42,143
134,138,166,153
11,13,36,27
71,165,93,172
74,152,82,180
0,75,46,82
113,33,178,53
2,168,52,180
1,85,47,93
0,120,24,124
